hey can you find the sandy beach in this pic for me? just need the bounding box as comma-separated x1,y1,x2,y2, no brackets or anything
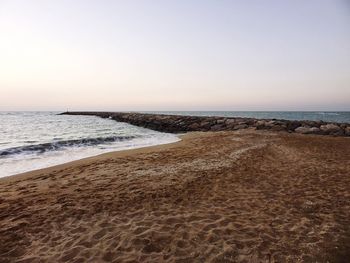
1,130,349,262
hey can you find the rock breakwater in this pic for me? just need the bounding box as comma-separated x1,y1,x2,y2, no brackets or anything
61,112,350,136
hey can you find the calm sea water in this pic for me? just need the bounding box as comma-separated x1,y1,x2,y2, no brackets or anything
0,112,179,177
1,111,349,177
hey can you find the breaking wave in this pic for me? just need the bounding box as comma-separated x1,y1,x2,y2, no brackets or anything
0,135,137,157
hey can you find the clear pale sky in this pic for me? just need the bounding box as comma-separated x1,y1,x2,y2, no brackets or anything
1,0,349,111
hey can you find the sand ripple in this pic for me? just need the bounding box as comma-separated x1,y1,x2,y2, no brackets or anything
0,130,350,262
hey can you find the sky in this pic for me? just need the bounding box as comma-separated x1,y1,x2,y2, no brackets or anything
0,0,349,111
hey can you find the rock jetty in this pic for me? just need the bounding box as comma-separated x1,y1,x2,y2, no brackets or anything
60,112,350,136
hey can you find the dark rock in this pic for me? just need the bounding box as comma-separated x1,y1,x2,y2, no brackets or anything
320,124,341,135
265,121,275,127
287,121,302,131
225,119,236,128
255,120,266,130
60,112,349,137
200,121,211,129
295,126,320,134
233,124,248,130
237,121,248,125
271,125,287,131
188,122,200,130
217,119,226,124
225,119,236,126
211,124,224,131
345,127,350,136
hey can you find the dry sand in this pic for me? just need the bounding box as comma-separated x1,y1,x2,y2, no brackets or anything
0,130,349,262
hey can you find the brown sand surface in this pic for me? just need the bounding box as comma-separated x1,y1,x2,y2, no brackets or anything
0,130,349,262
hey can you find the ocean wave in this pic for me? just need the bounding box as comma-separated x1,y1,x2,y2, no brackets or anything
317,112,340,116
0,135,136,157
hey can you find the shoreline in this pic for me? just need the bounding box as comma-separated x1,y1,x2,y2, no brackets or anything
0,134,184,182
2,111,348,178
1,130,349,262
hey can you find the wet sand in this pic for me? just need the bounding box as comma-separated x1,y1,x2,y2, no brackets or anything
0,130,349,262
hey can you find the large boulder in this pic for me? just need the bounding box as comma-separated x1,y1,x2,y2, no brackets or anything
320,124,342,135
199,121,212,130
225,119,236,125
188,122,200,130
210,124,224,131
345,127,350,136
233,124,248,130
225,119,237,129
295,126,320,134
216,118,226,124
265,120,276,127
286,121,302,131
255,120,267,130
271,124,287,131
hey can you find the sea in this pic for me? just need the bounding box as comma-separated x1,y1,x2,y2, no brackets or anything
0,112,179,177
0,111,349,178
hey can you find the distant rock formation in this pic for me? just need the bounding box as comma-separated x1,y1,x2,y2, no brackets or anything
60,112,350,136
